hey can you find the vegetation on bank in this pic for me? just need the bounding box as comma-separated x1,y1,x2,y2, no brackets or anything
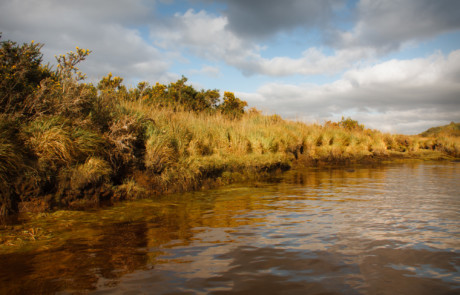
1,37,459,216
420,122,460,138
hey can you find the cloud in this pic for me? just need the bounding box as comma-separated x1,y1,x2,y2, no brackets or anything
212,0,460,54
214,0,344,39
204,0,460,56
153,9,376,77
239,50,460,134
251,47,377,76
1,0,459,134
152,9,257,60
331,0,460,52
0,0,174,85
151,9,262,73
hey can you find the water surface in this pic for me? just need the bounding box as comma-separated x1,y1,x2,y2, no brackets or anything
1,162,459,294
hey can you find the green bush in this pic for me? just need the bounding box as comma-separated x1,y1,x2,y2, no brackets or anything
0,37,52,115
219,91,247,119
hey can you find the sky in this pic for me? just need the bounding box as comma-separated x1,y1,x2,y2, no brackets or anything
1,0,460,134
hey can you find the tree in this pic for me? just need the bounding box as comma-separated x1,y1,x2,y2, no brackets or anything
164,76,221,112
219,91,247,118
196,89,220,110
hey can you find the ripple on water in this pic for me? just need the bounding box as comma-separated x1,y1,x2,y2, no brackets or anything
1,162,459,294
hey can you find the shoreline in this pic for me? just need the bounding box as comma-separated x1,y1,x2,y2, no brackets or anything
11,151,458,217
1,38,459,217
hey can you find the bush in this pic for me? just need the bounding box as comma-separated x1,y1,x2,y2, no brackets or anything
0,37,52,115
338,116,364,131
114,178,146,200
219,91,247,119
104,113,147,173
0,115,28,215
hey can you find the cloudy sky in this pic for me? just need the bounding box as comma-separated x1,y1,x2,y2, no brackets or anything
1,0,460,134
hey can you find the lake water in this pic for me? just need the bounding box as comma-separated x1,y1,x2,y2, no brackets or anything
1,162,459,294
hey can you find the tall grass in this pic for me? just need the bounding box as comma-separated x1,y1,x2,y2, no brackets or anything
1,37,459,215
2,93,459,215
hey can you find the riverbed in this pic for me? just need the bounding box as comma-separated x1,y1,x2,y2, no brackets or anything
1,161,459,294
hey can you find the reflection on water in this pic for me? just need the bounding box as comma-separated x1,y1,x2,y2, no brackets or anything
1,162,459,294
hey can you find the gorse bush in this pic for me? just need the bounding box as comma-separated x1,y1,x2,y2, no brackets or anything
0,36,459,216
220,91,248,119
0,38,52,115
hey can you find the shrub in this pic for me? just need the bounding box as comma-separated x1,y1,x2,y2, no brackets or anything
0,115,28,215
219,91,247,119
104,113,146,172
0,37,52,115
338,116,364,131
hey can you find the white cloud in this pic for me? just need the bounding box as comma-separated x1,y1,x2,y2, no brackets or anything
152,9,376,77
0,0,174,85
1,0,459,134
254,47,378,76
160,1,460,78
152,9,259,63
238,50,460,134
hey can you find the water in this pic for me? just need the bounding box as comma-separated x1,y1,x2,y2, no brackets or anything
1,162,459,294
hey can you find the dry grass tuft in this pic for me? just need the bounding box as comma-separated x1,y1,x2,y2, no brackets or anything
58,157,112,193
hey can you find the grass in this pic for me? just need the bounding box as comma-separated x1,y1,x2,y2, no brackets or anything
58,157,112,192
420,122,460,137
1,38,459,216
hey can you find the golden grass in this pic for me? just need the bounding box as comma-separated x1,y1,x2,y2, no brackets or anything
64,157,112,191
3,97,459,216
2,37,459,216
23,116,105,170
124,100,460,171
24,117,75,167
114,178,146,200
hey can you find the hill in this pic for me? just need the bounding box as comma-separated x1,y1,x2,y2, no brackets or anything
420,122,460,137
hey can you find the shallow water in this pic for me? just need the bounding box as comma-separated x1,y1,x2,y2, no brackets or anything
1,162,459,294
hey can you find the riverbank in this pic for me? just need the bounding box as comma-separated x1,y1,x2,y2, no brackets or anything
5,103,459,216
1,38,459,216
1,161,459,295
